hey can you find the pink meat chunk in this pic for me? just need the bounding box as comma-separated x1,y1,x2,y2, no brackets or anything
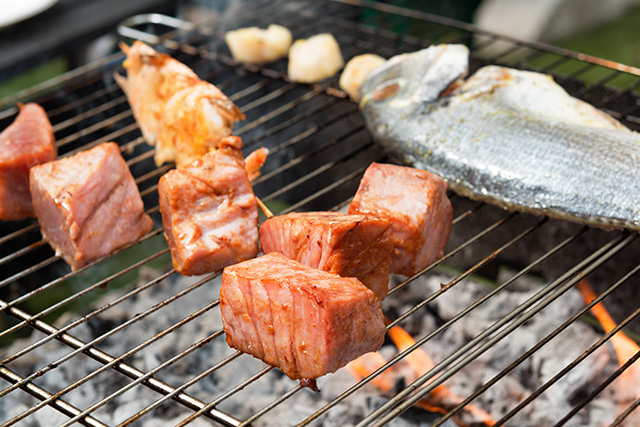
260,211,393,301
0,103,56,220
220,252,386,380
349,162,453,276
29,142,154,270
159,136,259,276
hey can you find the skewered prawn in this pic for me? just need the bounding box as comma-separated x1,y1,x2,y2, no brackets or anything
115,41,244,167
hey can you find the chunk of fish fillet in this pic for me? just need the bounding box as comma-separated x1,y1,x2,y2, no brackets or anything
220,252,386,380
349,163,453,276
158,136,259,275
30,142,154,270
0,103,56,220
260,211,393,301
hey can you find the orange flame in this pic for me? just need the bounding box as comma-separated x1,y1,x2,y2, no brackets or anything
347,325,495,426
577,279,640,364
577,278,640,413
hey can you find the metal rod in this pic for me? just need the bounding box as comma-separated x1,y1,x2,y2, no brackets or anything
364,233,635,426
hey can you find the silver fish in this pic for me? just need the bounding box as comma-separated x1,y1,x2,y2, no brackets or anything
359,44,640,231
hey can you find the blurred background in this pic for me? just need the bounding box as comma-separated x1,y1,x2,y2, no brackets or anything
1,0,639,99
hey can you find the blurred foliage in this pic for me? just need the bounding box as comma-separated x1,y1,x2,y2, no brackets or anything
0,56,68,99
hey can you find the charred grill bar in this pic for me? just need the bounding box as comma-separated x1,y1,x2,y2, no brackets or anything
1,0,640,426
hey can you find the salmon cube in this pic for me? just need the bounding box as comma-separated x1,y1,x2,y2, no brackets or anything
158,136,259,275
29,142,154,270
0,103,56,220
260,211,393,301
220,252,386,380
349,163,452,276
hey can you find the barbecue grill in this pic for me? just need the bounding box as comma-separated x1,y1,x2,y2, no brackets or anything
2,0,640,425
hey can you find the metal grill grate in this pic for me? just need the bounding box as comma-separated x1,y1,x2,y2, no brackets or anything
2,0,640,426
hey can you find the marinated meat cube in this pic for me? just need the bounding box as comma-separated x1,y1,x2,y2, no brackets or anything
0,103,56,220
260,211,393,301
349,163,453,276
159,136,259,275
220,252,386,380
29,142,153,270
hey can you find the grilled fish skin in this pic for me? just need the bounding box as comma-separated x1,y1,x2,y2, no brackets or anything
359,44,640,231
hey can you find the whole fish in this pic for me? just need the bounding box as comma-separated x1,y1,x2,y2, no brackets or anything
359,44,640,231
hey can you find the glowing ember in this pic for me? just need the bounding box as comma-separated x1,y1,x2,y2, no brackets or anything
347,325,495,426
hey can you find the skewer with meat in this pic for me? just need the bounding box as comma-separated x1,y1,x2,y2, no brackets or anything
260,211,393,301
29,142,154,270
158,136,259,276
115,41,244,168
220,252,386,381
349,162,453,277
0,103,56,221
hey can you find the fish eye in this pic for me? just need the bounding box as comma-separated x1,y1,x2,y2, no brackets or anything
372,79,402,102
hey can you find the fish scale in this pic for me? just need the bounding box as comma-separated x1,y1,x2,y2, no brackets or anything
360,44,640,231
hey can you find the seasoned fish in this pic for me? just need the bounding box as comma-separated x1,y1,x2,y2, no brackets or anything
359,44,640,231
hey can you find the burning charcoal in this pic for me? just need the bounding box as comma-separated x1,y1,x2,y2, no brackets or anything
349,162,452,277
29,142,154,270
260,211,393,301
220,252,386,381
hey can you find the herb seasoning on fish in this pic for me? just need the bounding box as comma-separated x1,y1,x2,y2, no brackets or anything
359,44,640,231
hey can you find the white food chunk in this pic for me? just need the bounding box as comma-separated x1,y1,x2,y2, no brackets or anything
339,54,386,102
288,34,344,83
225,24,292,64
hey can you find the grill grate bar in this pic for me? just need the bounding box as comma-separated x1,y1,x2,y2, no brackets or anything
431,242,640,427
48,82,119,119
118,351,244,427
556,334,640,425
238,91,337,141
185,365,277,427
0,365,108,427
3,1,640,425
263,139,377,205
612,388,640,426
387,209,515,298
280,160,380,215
0,240,46,266
57,327,230,427
365,232,636,427
2,272,244,427
0,242,168,353
237,380,303,427
299,222,589,426
389,215,546,330
493,266,640,425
